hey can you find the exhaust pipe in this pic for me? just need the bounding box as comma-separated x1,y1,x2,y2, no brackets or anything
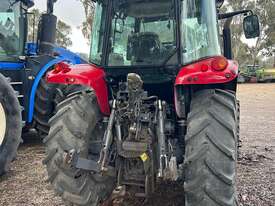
37,0,58,54
37,13,57,55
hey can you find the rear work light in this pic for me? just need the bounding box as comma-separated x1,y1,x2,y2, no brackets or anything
211,56,228,71
53,64,63,73
53,62,71,74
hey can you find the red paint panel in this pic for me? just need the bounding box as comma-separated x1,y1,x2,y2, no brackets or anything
46,63,110,115
175,56,239,85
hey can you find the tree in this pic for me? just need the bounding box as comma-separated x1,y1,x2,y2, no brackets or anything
78,0,95,43
256,0,275,67
245,0,275,67
220,1,250,60
56,20,73,48
27,8,73,48
225,0,275,67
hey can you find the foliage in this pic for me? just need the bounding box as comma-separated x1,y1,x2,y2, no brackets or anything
224,0,275,66
56,20,72,48
78,0,95,43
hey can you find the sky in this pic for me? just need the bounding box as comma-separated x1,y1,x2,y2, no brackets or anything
33,0,90,54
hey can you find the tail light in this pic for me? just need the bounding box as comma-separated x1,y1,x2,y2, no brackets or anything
53,62,71,74
53,64,63,73
211,56,228,71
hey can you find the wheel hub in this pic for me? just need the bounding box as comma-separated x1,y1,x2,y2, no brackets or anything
0,102,7,146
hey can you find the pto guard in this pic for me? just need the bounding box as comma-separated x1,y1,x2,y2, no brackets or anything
175,56,239,85
46,62,110,115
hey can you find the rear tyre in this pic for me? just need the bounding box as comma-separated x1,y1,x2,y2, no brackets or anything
236,100,241,151
184,89,238,206
33,80,86,137
0,74,22,176
33,78,56,137
43,90,115,206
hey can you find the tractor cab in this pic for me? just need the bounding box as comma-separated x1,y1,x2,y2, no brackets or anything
89,0,259,79
0,0,33,61
91,0,221,69
81,0,260,103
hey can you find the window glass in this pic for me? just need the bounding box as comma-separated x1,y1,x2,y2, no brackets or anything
89,3,106,65
108,0,177,66
141,20,175,43
109,16,135,66
0,1,21,59
181,0,221,64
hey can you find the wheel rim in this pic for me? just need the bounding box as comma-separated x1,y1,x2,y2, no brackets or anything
0,102,7,146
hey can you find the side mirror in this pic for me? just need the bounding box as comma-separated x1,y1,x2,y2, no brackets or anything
243,15,260,39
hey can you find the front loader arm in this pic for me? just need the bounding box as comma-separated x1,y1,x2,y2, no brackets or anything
46,62,110,115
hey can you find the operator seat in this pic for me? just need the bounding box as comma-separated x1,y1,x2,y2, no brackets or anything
127,32,162,65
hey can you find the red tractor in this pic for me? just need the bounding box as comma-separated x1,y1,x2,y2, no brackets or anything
44,0,260,205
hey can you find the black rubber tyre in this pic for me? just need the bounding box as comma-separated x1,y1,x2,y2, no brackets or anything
33,81,86,137
43,90,115,206
33,78,56,136
184,89,238,206
0,74,22,176
236,100,241,151
54,84,88,105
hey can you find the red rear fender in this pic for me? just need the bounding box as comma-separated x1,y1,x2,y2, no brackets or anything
175,56,239,85
46,63,110,115
174,56,238,118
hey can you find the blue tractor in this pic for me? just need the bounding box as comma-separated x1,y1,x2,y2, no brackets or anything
0,0,85,175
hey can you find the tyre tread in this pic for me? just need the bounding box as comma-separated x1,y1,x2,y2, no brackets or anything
184,89,238,206
44,92,114,206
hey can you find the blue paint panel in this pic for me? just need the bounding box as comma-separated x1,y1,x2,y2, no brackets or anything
54,47,87,64
26,43,38,56
0,62,24,70
28,47,86,123
28,57,66,122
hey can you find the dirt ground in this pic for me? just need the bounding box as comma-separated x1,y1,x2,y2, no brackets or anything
0,83,274,206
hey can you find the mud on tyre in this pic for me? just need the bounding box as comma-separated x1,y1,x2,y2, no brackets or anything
184,89,238,206
0,73,22,176
43,90,115,206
